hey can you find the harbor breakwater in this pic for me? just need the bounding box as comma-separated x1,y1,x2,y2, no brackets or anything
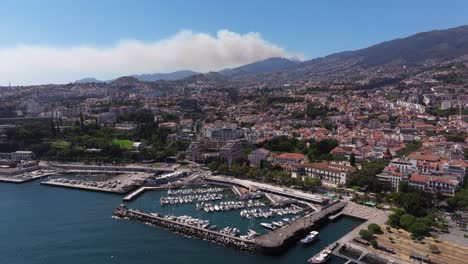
113,205,256,253
113,201,348,255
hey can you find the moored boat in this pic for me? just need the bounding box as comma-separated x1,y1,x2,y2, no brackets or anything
300,230,319,244
308,243,338,263
260,222,276,230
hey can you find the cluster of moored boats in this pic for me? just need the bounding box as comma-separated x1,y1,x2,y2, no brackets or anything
240,206,304,219
259,217,297,230
219,227,240,237
219,227,260,240
196,200,266,213
152,214,218,230
160,193,223,206
167,187,224,195
150,213,260,240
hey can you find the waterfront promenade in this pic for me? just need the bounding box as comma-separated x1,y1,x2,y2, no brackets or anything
206,175,329,205
46,162,175,173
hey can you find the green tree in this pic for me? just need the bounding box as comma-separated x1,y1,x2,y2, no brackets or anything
387,208,405,227
447,187,468,209
50,120,57,137
368,223,382,234
346,160,389,192
408,221,430,237
400,214,416,229
359,229,374,240
370,239,379,249
349,153,356,167
391,182,433,217
303,177,322,191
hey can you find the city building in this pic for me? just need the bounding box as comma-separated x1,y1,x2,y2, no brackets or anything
248,148,271,167
409,173,460,197
292,161,356,186
272,152,306,165
219,141,245,165
0,151,35,161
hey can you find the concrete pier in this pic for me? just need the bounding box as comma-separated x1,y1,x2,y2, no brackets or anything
231,185,242,196
123,186,160,201
0,175,44,183
0,171,53,184
255,201,347,254
42,181,131,194
113,205,256,253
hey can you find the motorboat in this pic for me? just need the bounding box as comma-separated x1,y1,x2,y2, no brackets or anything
300,231,319,244
308,244,337,263
260,223,276,230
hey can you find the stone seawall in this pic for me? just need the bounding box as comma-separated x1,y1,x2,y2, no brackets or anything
113,206,256,253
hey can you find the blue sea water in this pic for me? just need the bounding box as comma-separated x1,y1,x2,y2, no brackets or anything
0,182,362,264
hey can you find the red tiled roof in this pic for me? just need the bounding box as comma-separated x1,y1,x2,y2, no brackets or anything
409,173,429,183
300,161,356,173
429,177,457,186
408,153,440,162
257,148,270,154
276,152,306,160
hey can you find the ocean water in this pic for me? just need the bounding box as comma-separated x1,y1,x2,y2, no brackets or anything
0,181,362,264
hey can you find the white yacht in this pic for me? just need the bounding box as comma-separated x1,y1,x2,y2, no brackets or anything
300,230,319,244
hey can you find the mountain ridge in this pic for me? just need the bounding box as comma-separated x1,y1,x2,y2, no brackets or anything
219,57,301,77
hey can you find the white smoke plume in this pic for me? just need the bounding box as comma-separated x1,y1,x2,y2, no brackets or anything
0,30,301,85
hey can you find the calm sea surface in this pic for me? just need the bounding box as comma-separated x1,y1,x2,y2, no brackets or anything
0,181,362,264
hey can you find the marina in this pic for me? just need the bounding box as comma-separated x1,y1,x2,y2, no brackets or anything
0,164,380,263
0,180,363,264
117,182,356,257
0,163,401,263
160,193,224,205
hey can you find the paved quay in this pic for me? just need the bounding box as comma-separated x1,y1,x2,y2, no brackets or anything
42,172,153,194
255,201,347,253
0,171,55,183
45,162,176,173
41,181,130,194
329,202,408,264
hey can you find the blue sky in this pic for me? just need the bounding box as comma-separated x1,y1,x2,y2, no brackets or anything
0,0,467,85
